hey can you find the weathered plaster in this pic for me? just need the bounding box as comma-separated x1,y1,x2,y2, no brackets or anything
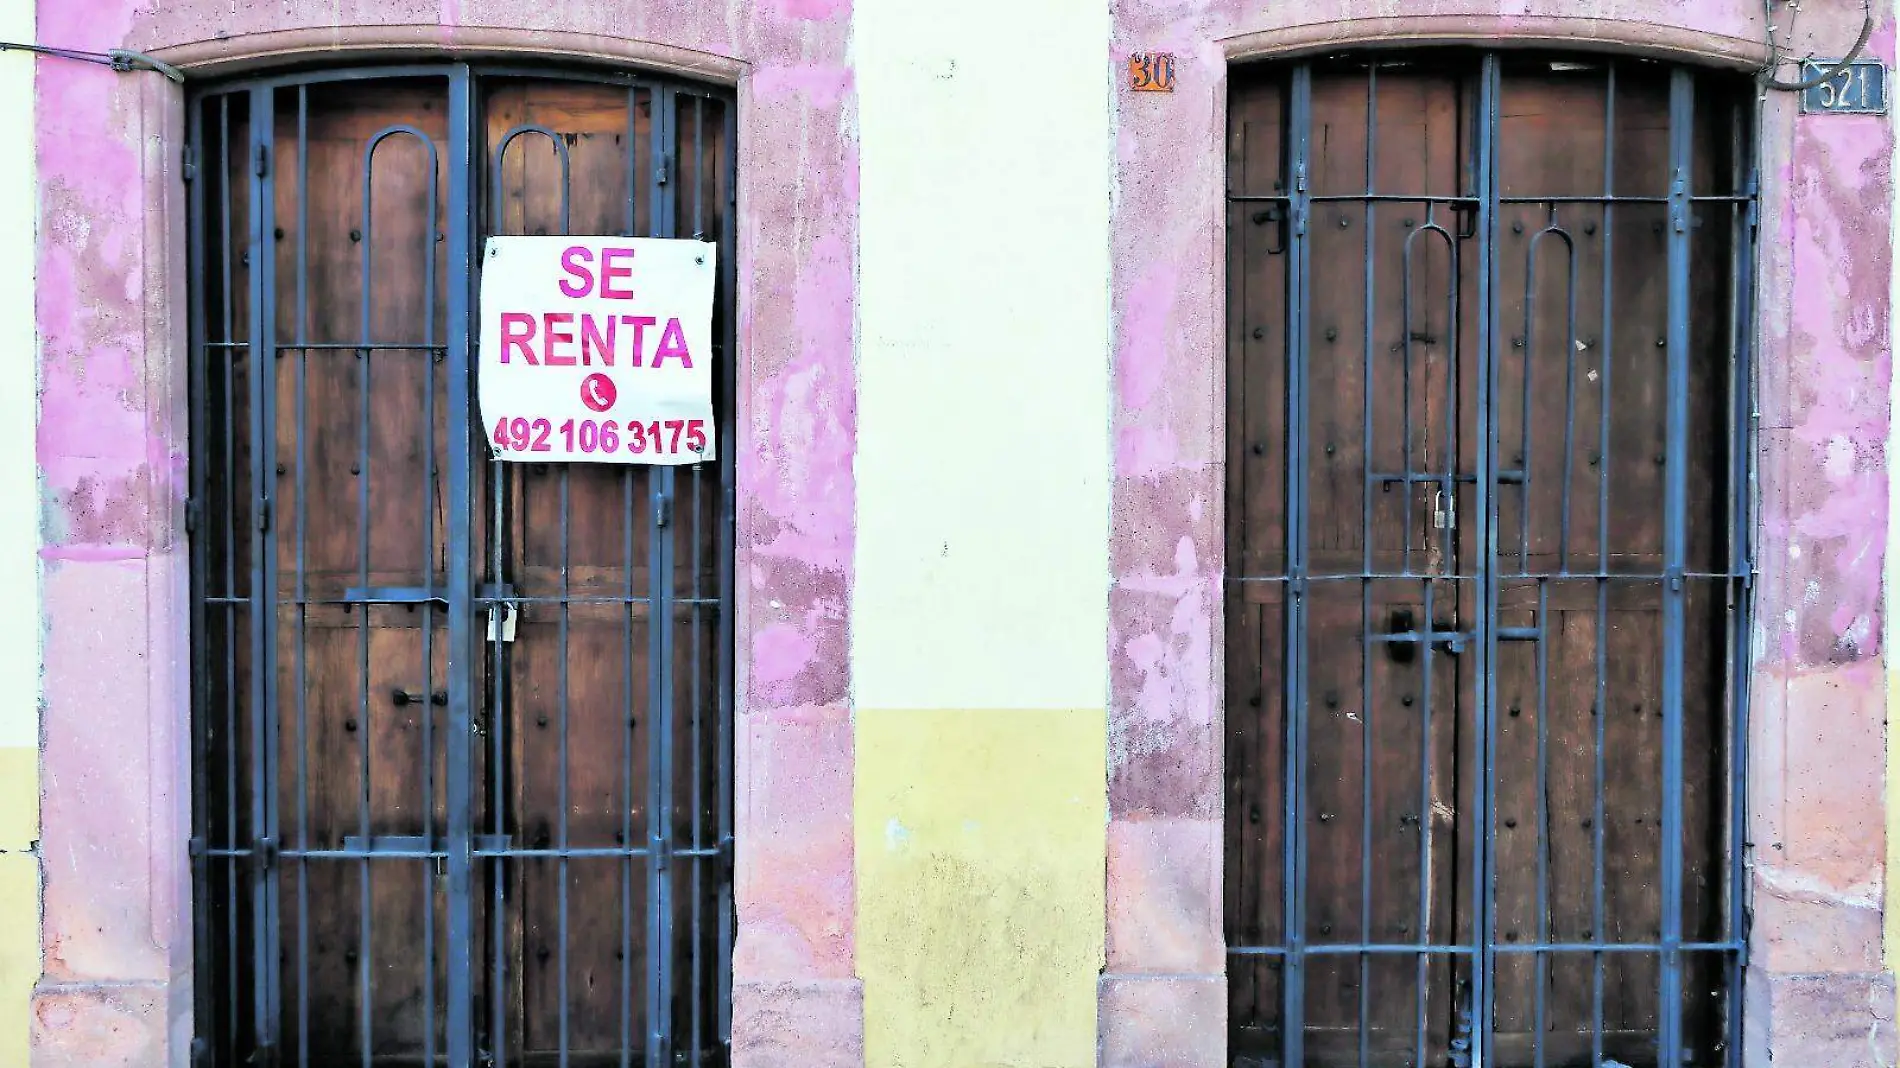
851,1,1111,1063
0,0,37,1060
31,1,858,1064
1107,1,1898,1064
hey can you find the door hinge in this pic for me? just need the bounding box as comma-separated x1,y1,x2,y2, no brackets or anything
255,495,272,533
655,491,672,529
184,495,200,535
254,142,269,179
182,144,197,183
656,150,672,187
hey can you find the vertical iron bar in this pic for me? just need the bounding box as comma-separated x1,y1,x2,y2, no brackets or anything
621,82,643,1068
1591,578,1608,1068
716,92,739,1050
647,84,680,1068
621,83,641,1068
294,82,312,1068
246,82,281,1061
689,91,708,1068
1360,62,1377,1067
560,418,573,1068
485,83,514,1068
218,92,240,1062
1659,65,1695,1068
1281,63,1312,1068
1474,52,1502,1068
1415,580,1436,1068
1558,208,1579,574
446,65,478,1068
557,113,576,1063
1592,61,1616,1068
1532,578,1549,1068
1359,52,1378,1068
418,106,442,1068
1726,100,1760,1068
356,102,376,1068
1518,220,1537,575
184,91,215,1066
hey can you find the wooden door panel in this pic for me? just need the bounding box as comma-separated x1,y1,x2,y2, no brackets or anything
1228,57,1740,1068
1225,583,1287,1053
276,607,455,1062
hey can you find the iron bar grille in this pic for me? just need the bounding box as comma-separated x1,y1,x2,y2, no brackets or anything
186,65,737,1068
1223,52,1757,1068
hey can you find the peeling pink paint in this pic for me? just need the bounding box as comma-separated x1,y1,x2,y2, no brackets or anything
779,0,849,23
754,621,819,685
34,1,859,1065
751,66,855,109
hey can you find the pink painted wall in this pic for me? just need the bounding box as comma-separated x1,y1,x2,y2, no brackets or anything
30,3,858,1066
1103,2,1899,1066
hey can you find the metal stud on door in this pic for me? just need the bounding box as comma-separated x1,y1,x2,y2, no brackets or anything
1224,53,1756,1068
186,65,736,1068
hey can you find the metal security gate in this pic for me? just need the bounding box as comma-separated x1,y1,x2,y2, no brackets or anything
1223,53,1755,1068
186,65,735,1067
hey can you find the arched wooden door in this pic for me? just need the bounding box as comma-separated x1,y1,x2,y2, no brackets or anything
188,66,734,1067
1224,53,1754,1068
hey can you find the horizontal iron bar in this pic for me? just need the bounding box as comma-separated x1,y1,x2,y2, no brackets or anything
207,594,726,608
341,586,449,606
273,343,447,352
330,835,512,855
1367,630,1470,645
474,594,722,607
479,846,723,859
1228,193,1475,204
1228,940,1743,956
299,842,727,860
1373,472,1475,485
1491,940,1745,954
1500,194,1754,204
1222,572,1747,584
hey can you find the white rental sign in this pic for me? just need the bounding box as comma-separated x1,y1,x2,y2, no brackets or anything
478,236,716,465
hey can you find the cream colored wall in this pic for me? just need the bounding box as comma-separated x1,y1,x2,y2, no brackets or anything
853,1,1112,1064
0,0,37,1061
853,0,1111,714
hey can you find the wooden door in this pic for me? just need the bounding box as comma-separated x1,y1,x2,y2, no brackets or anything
481,78,730,1065
1225,55,1745,1068
265,77,461,1064
190,69,733,1068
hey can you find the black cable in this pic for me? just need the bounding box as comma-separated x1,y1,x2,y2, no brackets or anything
0,40,183,82
1758,0,1875,93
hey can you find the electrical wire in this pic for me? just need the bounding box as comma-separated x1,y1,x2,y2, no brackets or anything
1758,0,1875,93
0,40,183,82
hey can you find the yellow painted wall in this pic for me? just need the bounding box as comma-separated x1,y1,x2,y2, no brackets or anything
857,710,1106,1068
853,0,1112,1063
0,0,36,1061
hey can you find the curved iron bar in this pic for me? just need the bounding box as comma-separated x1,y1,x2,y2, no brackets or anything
492,123,573,236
